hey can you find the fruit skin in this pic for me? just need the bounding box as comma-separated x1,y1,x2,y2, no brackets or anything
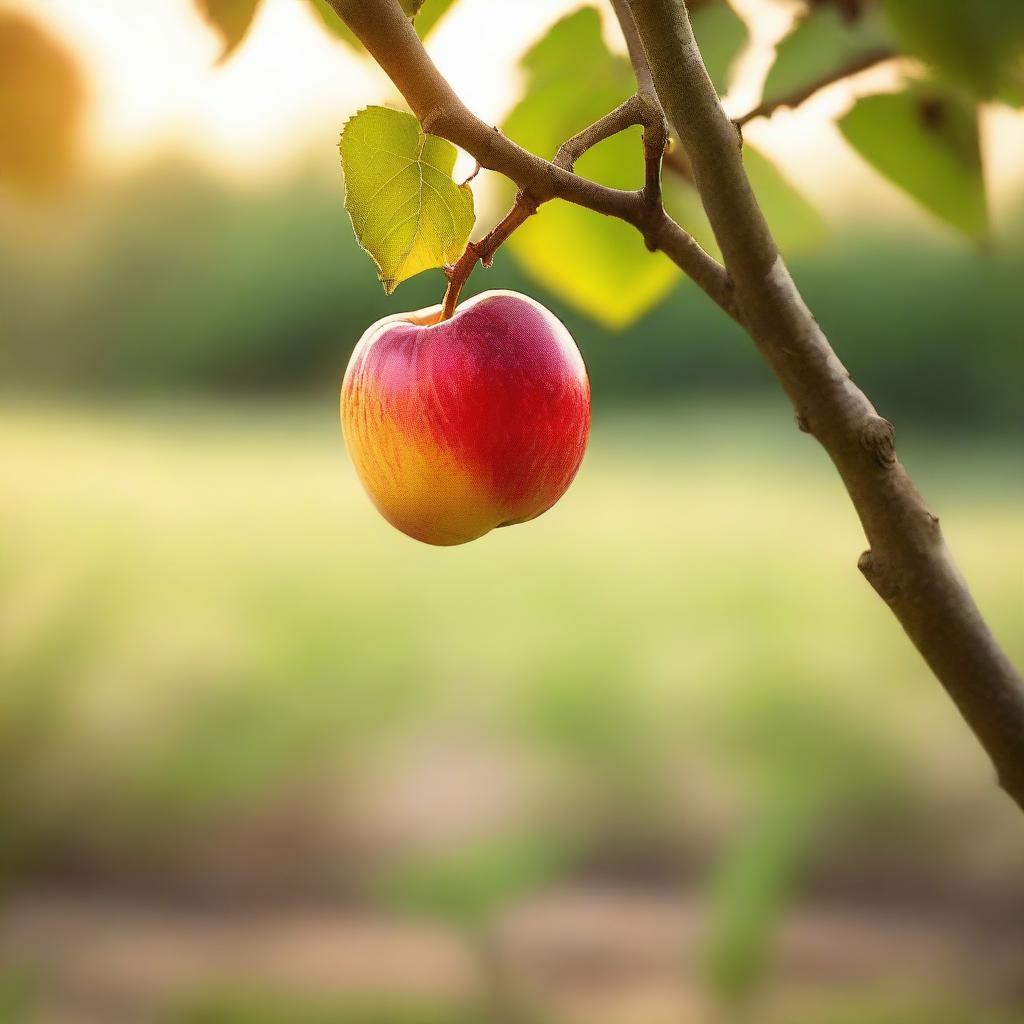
341,290,591,546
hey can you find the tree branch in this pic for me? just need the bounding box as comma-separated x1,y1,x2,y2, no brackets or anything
441,190,537,319
609,0,668,201
325,0,737,320
735,47,896,127
443,94,667,318
610,0,658,102
624,0,1024,811
553,94,644,173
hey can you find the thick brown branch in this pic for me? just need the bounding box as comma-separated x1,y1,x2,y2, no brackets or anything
736,47,896,127
626,0,1024,811
325,0,736,319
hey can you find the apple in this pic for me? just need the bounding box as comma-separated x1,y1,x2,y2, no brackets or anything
341,290,591,546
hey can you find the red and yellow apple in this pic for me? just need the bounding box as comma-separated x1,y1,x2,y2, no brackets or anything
341,290,591,546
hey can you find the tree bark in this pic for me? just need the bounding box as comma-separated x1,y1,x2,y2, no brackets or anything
626,0,1024,809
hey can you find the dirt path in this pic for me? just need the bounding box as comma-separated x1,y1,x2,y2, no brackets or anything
3,886,1022,1024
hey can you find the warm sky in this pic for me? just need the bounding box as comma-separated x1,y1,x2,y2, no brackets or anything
12,0,1024,225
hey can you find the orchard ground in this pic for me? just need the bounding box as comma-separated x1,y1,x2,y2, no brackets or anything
1,399,1022,1023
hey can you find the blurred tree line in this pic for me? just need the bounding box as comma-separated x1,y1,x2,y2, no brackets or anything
2,0,1023,437
1,157,1021,435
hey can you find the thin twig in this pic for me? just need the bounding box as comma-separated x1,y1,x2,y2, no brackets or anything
460,159,482,186
609,0,669,203
735,47,895,127
553,95,644,173
441,190,537,319
610,0,658,100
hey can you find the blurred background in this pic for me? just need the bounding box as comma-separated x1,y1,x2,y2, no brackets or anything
1,0,1023,1022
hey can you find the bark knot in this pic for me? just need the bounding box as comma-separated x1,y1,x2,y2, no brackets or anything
860,415,896,467
858,550,900,601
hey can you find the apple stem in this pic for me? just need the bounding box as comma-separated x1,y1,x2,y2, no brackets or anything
440,191,537,320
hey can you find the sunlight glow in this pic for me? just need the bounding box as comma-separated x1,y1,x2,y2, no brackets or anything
10,0,1024,218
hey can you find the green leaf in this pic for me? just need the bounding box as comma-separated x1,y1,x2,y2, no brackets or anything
196,0,261,61
882,0,1024,103
839,85,987,240
0,10,83,196
504,7,680,329
377,832,575,929
308,0,458,52
690,0,749,96
762,3,895,111
340,106,474,294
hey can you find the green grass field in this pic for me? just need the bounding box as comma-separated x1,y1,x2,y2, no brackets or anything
1,399,1023,1020
2,399,1020,858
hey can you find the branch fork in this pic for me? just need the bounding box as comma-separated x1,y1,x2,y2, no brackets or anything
441,88,671,319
